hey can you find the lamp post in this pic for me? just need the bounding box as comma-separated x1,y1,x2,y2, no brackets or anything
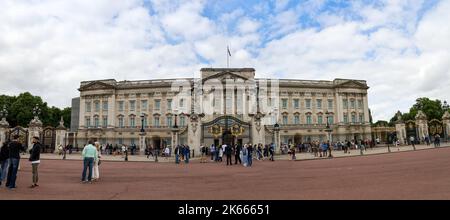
444,101,449,142
325,111,333,157
173,108,179,129
273,107,280,154
140,113,145,133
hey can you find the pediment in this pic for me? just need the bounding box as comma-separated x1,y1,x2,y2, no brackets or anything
79,81,116,91
335,80,369,89
202,71,251,83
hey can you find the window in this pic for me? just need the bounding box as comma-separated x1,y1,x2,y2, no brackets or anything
118,101,124,112
306,115,312,125
130,100,136,111
343,99,348,109
130,117,135,128
95,101,100,112
86,118,91,127
318,115,323,124
350,99,355,109
328,100,333,109
358,100,363,109
141,100,148,111
118,117,124,128
86,102,91,112
153,116,160,127
94,117,99,128
143,117,148,127
167,116,173,127
282,115,288,124
131,138,135,145
359,113,364,123
328,115,334,125
343,114,348,123
317,99,322,109
167,99,172,111
180,98,184,108
102,116,107,127
180,116,185,127
294,115,300,124
155,100,161,111
294,99,299,109
102,101,108,111
351,114,356,123
306,99,311,109
282,99,288,109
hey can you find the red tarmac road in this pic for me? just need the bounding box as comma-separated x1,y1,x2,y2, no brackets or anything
1,147,450,200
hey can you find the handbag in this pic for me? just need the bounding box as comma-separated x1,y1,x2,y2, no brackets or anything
98,159,101,166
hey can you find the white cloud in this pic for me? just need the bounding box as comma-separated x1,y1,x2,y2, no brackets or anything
0,0,449,123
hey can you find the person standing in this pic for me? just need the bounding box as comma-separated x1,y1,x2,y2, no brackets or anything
210,144,215,161
225,144,232,166
234,144,242,164
174,145,181,164
241,144,248,167
247,144,253,167
81,140,97,183
184,145,190,164
218,144,224,162
29,137,41,188
0,141,10,187
92,142,102,181
200,144,207,163
6,135,25,189
269,143,275,161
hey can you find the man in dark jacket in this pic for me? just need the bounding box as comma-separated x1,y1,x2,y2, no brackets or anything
0,141,10,186
234,144,241,165
174,145,181,164
225,144,232,166
29,137,41,188
6,135,25,189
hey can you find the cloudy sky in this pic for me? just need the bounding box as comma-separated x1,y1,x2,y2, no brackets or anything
0,0,449,121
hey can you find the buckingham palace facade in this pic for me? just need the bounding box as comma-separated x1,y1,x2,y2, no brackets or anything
70,67,372,154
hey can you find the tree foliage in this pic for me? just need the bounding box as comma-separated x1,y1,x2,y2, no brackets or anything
393,97,449,122
0,92,71,128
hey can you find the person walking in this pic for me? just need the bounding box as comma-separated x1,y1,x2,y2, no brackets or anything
290,144,296,160
410,136,416,150
269,143,275,161
92,142,102,182
6,135,25,189
81,140,97,183
0,141,10,187
28,136,41,188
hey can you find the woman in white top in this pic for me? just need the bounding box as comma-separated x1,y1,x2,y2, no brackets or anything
93,142,102,181
164,146,170,159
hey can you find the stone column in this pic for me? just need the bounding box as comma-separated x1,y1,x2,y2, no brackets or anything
171,127,180,148
139,132,146,154
0,118,9,146
442,111,450,141
415,110,428,140
273,125,281,153
55,117,67,153
187,113,202,157
28,117,43,150
250,112,265,145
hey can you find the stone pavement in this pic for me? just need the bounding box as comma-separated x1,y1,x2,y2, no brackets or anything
21,143,449,163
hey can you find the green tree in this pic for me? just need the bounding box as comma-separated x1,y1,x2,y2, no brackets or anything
0,92,71,128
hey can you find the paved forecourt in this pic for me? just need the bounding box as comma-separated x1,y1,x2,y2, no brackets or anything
1,144,450,200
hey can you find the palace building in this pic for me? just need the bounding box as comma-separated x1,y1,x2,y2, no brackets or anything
70,67,372,155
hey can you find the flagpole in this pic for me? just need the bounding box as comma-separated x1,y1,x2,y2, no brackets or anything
227,47,229,68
